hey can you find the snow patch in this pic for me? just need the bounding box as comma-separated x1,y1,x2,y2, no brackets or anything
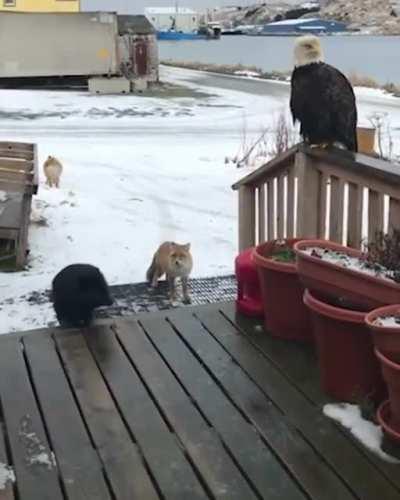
0,463,15,490
374,315,400,327
0,191,7,202
323,403,400,463
302,247,395,282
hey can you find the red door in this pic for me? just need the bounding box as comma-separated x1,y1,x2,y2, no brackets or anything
135,41,148,76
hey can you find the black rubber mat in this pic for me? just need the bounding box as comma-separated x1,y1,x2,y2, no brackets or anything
21,275,237,319
95,274,237,318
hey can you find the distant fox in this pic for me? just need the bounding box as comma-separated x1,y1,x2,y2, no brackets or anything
43,155,63,188
147,242,193,304
52,264,113,327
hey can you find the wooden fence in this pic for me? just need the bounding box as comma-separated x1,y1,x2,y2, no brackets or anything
232,144,400,251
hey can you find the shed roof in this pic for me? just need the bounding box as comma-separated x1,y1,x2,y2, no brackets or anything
118,15,155,35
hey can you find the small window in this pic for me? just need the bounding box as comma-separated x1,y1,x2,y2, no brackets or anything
3,0,16,6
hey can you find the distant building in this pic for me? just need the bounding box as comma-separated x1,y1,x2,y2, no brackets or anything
0,0,79,12
260,18,348,35
145,7,200,33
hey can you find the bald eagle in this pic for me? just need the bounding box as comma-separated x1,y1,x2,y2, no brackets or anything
290,35,358,152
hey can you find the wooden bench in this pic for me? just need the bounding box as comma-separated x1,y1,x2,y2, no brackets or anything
0,141,38,269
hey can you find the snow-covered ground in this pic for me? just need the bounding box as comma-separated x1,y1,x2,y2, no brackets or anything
0,66,400,334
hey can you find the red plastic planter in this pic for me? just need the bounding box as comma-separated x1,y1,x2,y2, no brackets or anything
366,305,400,364
235,247,264,317
252,239,313,341
375,349,400,428
304,289,384,403
294,239,400,310
377,400,400,442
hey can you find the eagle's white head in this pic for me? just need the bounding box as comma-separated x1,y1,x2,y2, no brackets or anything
294,35,324,67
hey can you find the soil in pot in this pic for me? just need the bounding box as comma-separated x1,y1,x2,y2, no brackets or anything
252,239,312,341
366,305,400,364
375,349,400,429
294,240,400,310
304,289,385,404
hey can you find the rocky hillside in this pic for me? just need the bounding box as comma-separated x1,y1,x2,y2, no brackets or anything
215,1,400,34
321,0,400,34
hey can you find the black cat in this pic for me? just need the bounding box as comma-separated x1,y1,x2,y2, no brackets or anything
52,264,113,327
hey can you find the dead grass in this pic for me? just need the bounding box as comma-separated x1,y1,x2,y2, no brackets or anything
161,60,290,82
163,61,400,98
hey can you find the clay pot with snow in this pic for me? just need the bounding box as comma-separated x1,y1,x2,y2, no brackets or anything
252,239,313,341
365,305,400,364
304,289,385,404
294,240,400,310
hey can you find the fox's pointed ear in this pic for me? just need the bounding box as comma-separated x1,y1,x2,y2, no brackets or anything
183,243,191,251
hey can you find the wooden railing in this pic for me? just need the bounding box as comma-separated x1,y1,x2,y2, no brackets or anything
232,144,400,251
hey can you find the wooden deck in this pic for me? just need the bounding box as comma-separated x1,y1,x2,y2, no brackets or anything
0,302,399,499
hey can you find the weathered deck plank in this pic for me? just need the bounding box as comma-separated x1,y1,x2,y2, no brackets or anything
55,330,160,500
23,333,112,500
139,315,306,500
171,308,356,500
0,302,398,499
114,319,259,500
220,302,400,494
82,325,209,500
0,338,64,500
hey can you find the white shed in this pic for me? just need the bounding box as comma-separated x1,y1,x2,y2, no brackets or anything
145,7,200,33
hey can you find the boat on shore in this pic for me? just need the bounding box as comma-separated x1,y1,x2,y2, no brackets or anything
157,23,221,41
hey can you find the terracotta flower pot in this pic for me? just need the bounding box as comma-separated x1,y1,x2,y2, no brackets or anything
252,239,313,341
375,349,400,428
377,400,400,442
304,289,385,403
365,305,400,364
294,239,400,310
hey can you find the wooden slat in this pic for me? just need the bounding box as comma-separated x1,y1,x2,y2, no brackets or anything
329,176,344,243
220,304,400,500
368,190,385,243
389,197,400,233
174,309,357,500
16,194,31,269
139,316,306,500
277,175,285,238
0,169,33,183
23,333,112,500
80,326,209,500
267,179,275,240
0,150,33,161
238,185,255,251
114,320,258,500
0,160,33,172
55,331,161,500
0,142,33,152
257,184,265,243
287,168,295,238
0,338,64,500
347,183,364,248
318,173,329,239
295,151,320,238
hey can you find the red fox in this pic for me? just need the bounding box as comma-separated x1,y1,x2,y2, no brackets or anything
147,241,193,304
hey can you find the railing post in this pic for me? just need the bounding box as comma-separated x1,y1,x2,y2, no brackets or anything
238,185,256,251
295,151,321,239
